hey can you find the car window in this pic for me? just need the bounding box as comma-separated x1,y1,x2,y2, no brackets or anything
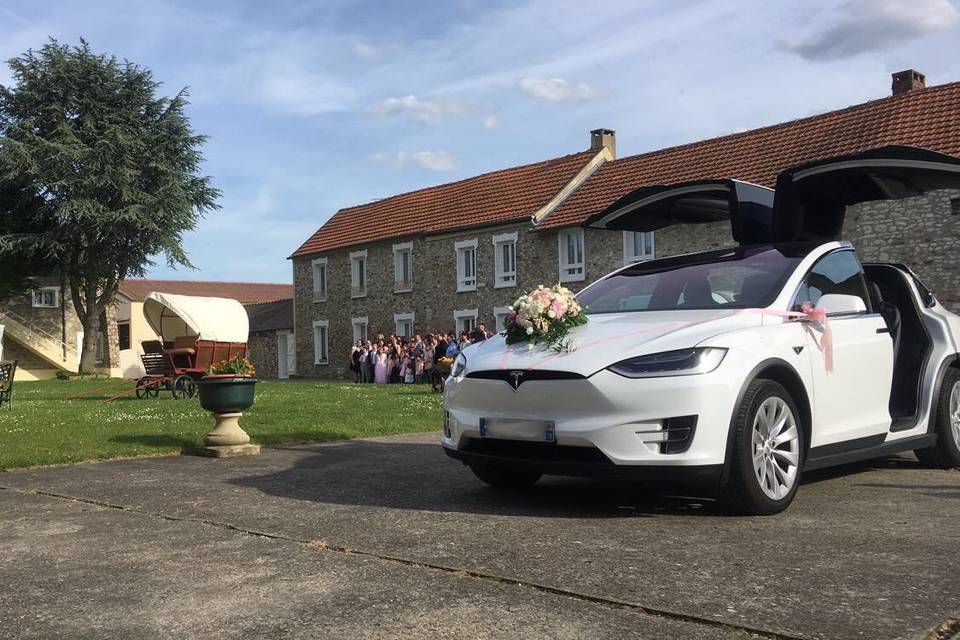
793,250,871,313
579,245,806,314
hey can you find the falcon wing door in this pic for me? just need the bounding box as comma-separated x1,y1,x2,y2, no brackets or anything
583,179,775,245
772,145,960,242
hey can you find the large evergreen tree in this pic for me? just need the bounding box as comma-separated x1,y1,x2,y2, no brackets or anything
0,39,220,371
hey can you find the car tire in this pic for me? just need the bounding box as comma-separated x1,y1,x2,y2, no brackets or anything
914,367,960,469
469,463,542,490
721,379,805,516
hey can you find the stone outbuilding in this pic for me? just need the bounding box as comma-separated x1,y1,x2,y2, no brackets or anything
245,298,295,379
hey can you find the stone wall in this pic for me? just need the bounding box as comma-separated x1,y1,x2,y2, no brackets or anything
248,331,279,379
843,190,960,312
1,279,84,352
292,221,731,379
3,338,52,371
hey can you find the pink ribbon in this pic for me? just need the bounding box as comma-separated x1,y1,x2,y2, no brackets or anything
739,303,833,372
796,302,833,373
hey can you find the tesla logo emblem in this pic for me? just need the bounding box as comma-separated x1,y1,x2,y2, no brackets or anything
507,370,526,391
793,346,804,355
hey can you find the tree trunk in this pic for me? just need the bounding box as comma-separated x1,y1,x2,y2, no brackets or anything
78,307,101,374
74,280,102,374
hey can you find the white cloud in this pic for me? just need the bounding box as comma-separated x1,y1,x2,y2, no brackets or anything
518,76,598,102
370,94,468,125
259,70,357,116
783,0,959,61
353,41,379,61
482,114,500,129
370,150,460,172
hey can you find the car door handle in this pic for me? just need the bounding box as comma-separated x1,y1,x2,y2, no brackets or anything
876,327,891,334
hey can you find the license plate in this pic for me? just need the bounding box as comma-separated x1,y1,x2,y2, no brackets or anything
480,418,556,443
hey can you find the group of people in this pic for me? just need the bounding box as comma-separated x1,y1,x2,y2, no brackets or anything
349,325,490,385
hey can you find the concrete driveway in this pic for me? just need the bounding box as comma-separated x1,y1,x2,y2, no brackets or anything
1,432,957,639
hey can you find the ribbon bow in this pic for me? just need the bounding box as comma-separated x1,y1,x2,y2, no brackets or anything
796,302,833,372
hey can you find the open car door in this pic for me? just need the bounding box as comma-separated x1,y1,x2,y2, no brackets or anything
772,145,960,242
583,179,775,245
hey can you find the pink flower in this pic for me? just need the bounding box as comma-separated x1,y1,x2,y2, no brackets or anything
550,297,567,318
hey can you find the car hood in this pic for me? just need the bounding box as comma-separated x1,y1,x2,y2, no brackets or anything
462,310,762,376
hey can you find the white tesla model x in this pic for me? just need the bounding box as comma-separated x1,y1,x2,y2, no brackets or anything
442,146,960,514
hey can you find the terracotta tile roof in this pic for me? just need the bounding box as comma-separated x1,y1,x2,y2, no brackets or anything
118,279,293,304
540,81,960,229
290,150,596,257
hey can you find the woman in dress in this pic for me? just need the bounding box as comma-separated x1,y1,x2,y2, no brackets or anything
399,349,412,384
374,348,389,384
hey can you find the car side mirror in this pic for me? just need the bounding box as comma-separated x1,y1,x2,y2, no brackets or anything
816,293,867,316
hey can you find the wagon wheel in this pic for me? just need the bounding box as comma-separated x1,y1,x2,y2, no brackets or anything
172,374,197,400
135,379,160,399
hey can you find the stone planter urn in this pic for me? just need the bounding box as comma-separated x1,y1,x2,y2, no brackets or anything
195,375,260,457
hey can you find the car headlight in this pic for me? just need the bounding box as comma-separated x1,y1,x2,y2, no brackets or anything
451,353,467,378
607,347,727,379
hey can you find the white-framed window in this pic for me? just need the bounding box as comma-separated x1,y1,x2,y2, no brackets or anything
352,316,368,343
453,308,478,333
558,228,585,282
455,238,478,292
623,231,655,264
313,320,329,365
492,232,517,289
393,242,413,292
493,305,512,333
394,312,414,339
311,257,328,301
32,287,60,308
350,250,367,298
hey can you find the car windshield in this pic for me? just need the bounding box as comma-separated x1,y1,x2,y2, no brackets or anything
577,244,812,314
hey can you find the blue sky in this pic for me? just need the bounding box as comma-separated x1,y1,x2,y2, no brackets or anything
2,0,959,283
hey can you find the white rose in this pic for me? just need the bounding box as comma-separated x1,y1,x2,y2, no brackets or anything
525,326,534,335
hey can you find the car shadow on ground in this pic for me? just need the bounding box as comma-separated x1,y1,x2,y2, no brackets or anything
227,439,911,519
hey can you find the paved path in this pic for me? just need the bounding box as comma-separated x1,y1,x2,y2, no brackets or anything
1,433,957,639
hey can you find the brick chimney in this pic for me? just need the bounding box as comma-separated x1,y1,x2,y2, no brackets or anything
590,128,616,158
892,69,926,96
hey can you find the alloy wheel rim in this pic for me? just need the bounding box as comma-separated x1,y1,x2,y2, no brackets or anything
950,381,960,446
752,396,800,501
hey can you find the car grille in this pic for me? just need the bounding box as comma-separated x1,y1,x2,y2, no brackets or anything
465,370,585,383
460,438,613,465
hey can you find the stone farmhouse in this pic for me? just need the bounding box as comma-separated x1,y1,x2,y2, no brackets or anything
286,70,958,379
1,279,291,380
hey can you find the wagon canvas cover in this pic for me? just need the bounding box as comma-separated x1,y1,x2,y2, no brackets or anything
142,292,249,343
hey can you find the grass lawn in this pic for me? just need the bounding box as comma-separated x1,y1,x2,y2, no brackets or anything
0,379,442,470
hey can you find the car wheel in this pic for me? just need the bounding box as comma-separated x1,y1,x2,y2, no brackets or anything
469,463,542,490
722,379,804,515
915,367,960,469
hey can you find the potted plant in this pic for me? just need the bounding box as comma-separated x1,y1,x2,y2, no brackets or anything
197,355,257,413
195,355,260,457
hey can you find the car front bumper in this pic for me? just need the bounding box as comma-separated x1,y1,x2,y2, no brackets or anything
441,360,746,482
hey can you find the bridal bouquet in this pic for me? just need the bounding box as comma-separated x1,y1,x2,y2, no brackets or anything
504,284,588,352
